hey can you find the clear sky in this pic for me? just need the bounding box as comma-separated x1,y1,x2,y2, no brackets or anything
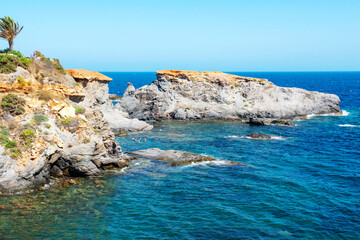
1,0,359,71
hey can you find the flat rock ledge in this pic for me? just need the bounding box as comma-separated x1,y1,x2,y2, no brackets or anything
127,148,245,167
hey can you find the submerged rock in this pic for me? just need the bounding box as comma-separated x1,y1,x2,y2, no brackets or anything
127,148,244,167
246,132,275,140
118,70,341,121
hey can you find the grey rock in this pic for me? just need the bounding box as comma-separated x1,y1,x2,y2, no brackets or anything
127,148,244,167
0,67,36,85
248,118,294,126
119,71,341,121
247,132,274,139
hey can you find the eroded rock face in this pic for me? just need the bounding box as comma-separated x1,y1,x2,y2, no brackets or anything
118,70,341,121
0,64,129,194
127,148,244,167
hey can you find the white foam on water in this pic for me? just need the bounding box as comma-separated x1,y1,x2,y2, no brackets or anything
338,124,360,128
342,110,350,116
307,110,349,119
270,136,286,140
226,135,285,140
183,160,233,168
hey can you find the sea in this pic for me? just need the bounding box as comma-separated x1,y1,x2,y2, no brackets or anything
0,72,359,239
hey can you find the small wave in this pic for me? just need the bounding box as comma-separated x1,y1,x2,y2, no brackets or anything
184,160,233,167
342,110,350,116
227,135,285,140
307,110,349,119
339,124,360,128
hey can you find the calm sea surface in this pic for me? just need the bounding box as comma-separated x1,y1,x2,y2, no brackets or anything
0,72,359,239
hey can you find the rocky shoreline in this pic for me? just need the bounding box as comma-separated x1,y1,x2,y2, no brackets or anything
0,57,342,194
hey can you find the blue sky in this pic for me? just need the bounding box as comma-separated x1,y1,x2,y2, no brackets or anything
1,0,359,71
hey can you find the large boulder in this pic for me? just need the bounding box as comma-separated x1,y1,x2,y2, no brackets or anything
118,70,341,121
100,107,153,135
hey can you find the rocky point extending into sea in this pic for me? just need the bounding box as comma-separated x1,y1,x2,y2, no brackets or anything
0,54,342,195
117,70,342,125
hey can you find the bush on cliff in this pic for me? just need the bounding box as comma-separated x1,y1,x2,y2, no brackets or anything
0,53,31,74
1,93,25,115
33,114,48,125
20,128,35,147
33,51,66,75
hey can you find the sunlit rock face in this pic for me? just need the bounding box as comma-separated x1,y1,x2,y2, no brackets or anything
118,70,341,121
0,62,128,194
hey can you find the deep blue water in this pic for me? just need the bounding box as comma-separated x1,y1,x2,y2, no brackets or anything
0,72,359,239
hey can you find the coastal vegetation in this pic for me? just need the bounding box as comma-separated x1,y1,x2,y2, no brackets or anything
1,93,25,115
0,53,31,74
33,51,66,75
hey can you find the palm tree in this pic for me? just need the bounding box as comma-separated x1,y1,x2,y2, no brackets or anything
0,16,23,51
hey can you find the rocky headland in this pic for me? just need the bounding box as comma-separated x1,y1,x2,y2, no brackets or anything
117,70,342,124
0,54,343,195
0,52,152,194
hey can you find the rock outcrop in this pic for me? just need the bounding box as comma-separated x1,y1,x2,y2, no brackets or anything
246,132,277,140
66,69,153,134
127,148,245,167
0,57,133,194
118,70,341,121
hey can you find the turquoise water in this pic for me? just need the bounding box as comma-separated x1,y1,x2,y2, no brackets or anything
0,72,359,239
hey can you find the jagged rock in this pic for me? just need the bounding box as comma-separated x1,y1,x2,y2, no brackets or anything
65,70,153,133
119,70,341,121
248,118,294,126
0,64,130,194
127,148,243,167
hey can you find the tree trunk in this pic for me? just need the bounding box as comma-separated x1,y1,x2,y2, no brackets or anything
8,41,13,51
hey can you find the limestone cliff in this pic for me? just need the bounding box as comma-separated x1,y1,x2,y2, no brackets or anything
0,55,131,194
118,70,341,121
65,69,153,134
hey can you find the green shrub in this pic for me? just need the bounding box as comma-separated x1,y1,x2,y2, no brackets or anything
83,137,90,143
17,76,26,86
72,82,79,87
185,107,191,110
1,94,25,115
61,118,71,125
33,114,49,125
243,99,246,102
5,140,16,149
45,123,51,128
75,107,84,114
0,133,9,145
0,54,31,74
1,126,9,135
20,128,35,147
